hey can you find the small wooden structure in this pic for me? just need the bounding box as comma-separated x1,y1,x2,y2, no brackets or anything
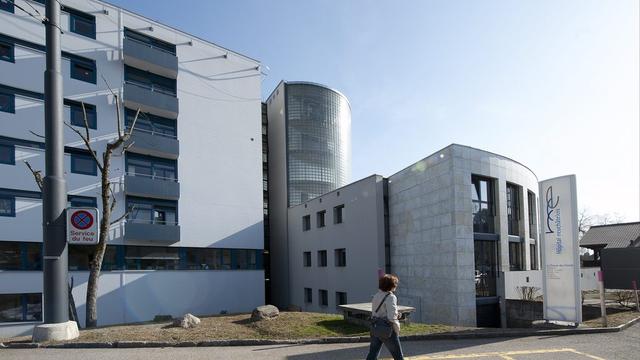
338,303,416,327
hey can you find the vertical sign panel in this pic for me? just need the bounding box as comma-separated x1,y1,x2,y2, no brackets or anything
538,175,581,324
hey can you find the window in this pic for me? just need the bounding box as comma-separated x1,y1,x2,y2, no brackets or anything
317,210,325,228
506,183,521,236
0,293,42,323
334,248,346,267
471,176,495,233
333,205,344,224
69,245,120,271
127,197,178,226
70,58,96,84
527,191,537,239
0,0,14,13
0,90,15,113
68,195,97,208
70,152,97,176
303,251,311,267
319,289,328,306
126,153,177,181
125,246,179,270
0,195,14,217
302,215,310,231
0,144,15,165
304,288,312,303
530,243,538,270
0,242,42,270
125,65,176,96
509,241,523,271
125,108,176,138
336,292,347,307
124,28,176,55
0,40,14,63
67,101,97,129
67,7,96,39
317,250,327,267
474,240,498,297
221,249,232,269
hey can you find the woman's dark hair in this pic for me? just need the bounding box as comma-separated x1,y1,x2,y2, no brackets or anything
378,274,399,292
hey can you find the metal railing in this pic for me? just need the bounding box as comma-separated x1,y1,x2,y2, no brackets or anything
125,35,176,56
125,171,178,182
125,125,177,139
126,218,179,226
125,80,176,97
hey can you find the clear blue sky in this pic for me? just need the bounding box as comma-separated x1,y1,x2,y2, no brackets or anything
109,0,639,221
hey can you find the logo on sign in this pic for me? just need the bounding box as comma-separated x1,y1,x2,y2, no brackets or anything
71,210,94,230
544,186,563,254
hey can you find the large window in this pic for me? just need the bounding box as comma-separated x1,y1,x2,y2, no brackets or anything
319,289,328,306
527,191,537,239
125,246,179,270
333,204,344,224
0,242,41,270
0,89,15,113
124,28,176,55
474,240,498,297
125,65,176,96
66,7,96,39
530,243,538,270
506,183,521,236
126,153,177,181
70,57,96,84
0,39,14,63
316,210,325,228
304,288,312,303
334,248,346,267
127,197,178,226
67,100,97,129
0,0,14,13
0,143,14,165
336,292,347,307
70,151,97,176
303,251,311,267
302,215,310,231
0,293,42,323
0,194,15,217
471,176,495,234
125,108,176,138
317,250,327,267
509,241,523,271
69,245,120,271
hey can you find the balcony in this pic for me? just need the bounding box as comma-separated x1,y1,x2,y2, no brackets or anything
124,82,179,119
124,173,180,201
125,221,180,244
124,129,179,160
123,37,178,79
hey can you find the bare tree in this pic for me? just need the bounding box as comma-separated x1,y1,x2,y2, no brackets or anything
26,91,139,328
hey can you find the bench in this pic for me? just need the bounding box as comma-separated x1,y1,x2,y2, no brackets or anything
338,303,416,327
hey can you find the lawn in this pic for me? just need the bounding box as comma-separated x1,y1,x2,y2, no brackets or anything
3,312,453,344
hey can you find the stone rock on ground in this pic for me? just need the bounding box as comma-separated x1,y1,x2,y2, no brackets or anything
173,313,201,329
251,305,280,320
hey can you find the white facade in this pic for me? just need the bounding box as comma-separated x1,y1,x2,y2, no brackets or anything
287,175,386,312
0,0,263,337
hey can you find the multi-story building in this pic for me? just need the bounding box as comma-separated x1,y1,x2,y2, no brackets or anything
0,0,264,337
285,144,541,327
266,81,352,308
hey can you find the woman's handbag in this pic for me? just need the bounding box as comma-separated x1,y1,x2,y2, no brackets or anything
370,293,393,339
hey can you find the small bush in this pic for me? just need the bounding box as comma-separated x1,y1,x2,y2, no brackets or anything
516,286,542,301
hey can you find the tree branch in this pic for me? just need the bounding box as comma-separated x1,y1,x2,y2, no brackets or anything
64,122,104,173
29,130,45,139
24,161,43,191
109,206,134,225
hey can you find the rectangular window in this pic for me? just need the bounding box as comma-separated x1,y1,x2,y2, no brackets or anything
303,251,311,267
317,250,327,267
0,90,15,113
506,183,521,236
333,204,344,224
67,101,97,129
68,195,97,208
70,152,97,176
316,210,325,228
124,246,179,270
304,288,312,303
67,7,96,39
0,0,14,13
124,28,176,55
126,196,178,226
221,249,232,269
527,191,537,239
334,248,346,267
0,293,42,323
125,108,176,138
70,58,96,84
126,153,177,181
509,241,523,271
69,245,120,271
0,143,15,165
336,292,347,307
319,289,328,306
530,243,538,270
0,242,21,269
474,240,498,297
0,195,15,217
125,65,176,96
302,215,310,231
471,176,495,234
0,40,14,63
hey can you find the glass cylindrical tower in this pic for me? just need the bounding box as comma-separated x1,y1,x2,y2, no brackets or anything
285,82,351,206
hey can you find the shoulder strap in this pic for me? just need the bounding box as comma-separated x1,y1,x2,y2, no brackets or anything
374,293,391,314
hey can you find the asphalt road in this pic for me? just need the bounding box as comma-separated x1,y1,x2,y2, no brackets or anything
2,324,638,360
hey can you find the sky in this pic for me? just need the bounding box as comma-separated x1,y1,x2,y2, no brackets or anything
109,0,640,221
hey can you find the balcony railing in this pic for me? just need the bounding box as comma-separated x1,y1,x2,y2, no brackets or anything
125,35,176,56
126,218,179,226
125,80,176,97
126,171,177,182
126,126,177,139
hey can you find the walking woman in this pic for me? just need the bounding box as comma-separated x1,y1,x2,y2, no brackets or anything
366,274,404,360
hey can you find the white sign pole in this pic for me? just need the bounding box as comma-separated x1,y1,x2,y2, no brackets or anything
538,175,581,325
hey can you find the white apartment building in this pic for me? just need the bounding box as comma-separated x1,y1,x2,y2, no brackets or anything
0,0,264,337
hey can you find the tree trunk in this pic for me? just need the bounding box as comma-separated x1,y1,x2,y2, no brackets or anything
85,152,112,328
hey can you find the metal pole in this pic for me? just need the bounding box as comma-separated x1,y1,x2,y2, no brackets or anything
43,0,69,324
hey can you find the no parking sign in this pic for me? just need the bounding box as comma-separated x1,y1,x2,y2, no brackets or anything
67,207,99,245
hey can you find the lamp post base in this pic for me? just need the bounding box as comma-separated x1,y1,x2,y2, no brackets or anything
32,321,79,342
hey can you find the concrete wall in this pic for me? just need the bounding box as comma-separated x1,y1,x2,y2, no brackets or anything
0,269,264,338
287,175,386,312
504,270,543,299
580,267,600,291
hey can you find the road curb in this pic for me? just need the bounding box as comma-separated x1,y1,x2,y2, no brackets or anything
1,316,638,349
